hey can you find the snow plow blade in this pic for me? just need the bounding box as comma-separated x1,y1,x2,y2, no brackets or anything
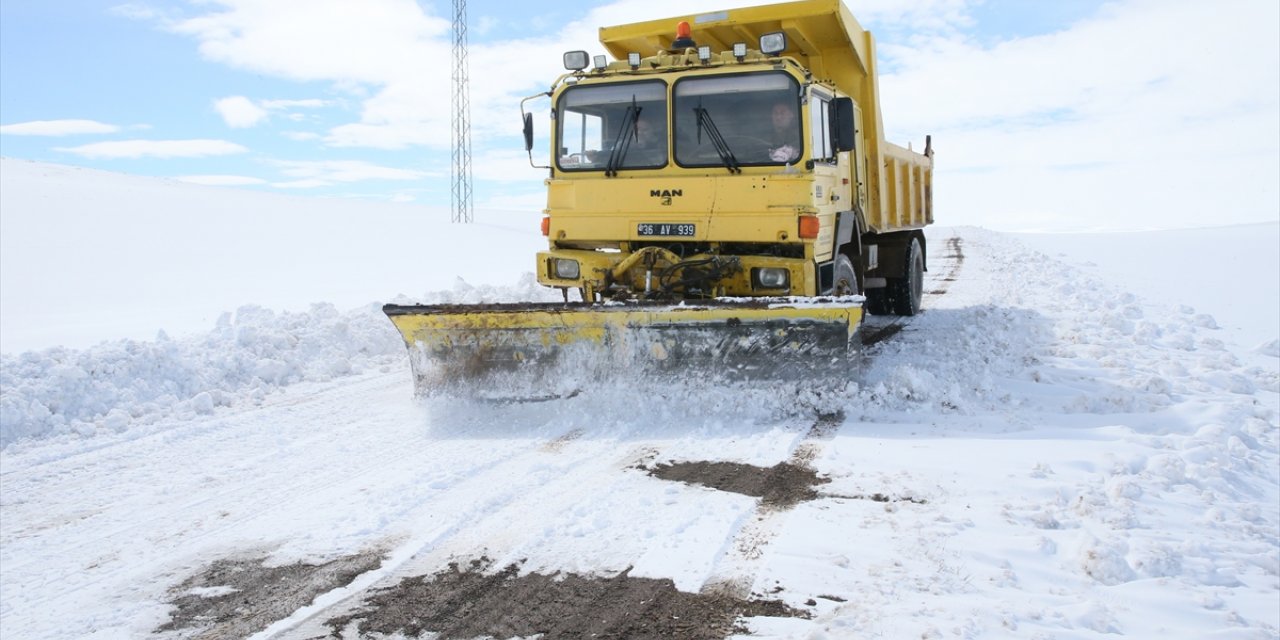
383,298,862,399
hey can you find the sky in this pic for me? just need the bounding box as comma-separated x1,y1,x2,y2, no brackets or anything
1,0,1278,231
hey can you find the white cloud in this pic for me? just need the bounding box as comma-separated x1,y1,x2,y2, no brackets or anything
149,0,980,153
214,96,269,128
167,0,449,86
282,131,321,141
873,0,1280,229
149,0,1278,228
270,159,431,183
175,174,268,186
879,0,1279,138
216,95,335,129
55,139,249,159
324,93,445,149
271,178,331,189
846,0,973,31
0,120,121,136
472,15,498,37
260,98,332,110
109,3,160,20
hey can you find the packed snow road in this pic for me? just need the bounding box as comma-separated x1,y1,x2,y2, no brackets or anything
1,227,1276,639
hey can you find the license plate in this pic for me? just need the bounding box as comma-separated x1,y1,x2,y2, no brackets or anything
637,223,695,237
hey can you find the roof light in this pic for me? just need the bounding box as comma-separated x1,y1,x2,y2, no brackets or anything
593,54,607,70
732,42,747,61
628,52,641,69
697,45,711,63
672,20,696,50
563,50,589,71
760,32,787,55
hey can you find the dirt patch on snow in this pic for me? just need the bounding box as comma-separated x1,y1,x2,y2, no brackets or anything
325,558,802,640
157,551,382,639
829,491,929,504
860,322,905,346
647,460,831,508
539,428,584,452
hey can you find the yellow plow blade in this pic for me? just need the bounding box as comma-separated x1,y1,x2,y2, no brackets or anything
383,298,862,399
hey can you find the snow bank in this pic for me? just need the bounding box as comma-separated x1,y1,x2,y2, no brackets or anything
0,274,566,450
1013,223,1280,350
746,227,1280,638
0,303,396,449
858,227,1279,419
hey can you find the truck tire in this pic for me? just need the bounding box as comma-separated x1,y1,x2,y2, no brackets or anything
833,255,858,296
888,237,923,316
863,287,890,315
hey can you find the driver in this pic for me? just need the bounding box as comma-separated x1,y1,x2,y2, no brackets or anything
768,102,800,163
629,117,666,165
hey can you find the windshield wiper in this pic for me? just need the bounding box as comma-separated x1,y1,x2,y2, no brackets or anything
694,103,741,174
605,98,641,177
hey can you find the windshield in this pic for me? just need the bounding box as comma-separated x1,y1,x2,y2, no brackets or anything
556,81,666,171
674,72,802,167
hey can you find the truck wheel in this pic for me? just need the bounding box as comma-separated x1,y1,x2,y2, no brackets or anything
889,237,924,316
833,255,858,296
863,287,890,315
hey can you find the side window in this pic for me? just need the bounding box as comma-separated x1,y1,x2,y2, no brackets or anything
560,110,603,167
808,95,833,163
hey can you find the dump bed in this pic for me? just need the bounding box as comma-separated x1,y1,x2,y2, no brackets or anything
599,0,932,233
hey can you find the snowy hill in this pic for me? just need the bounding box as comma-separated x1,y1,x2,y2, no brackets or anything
0,158,549,353
0,160,1276,639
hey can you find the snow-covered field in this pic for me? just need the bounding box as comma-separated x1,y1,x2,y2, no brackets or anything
1,159,1277,639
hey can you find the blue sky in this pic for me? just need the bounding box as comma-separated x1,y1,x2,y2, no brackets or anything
2,0,1277,231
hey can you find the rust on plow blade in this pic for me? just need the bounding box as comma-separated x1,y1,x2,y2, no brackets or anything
383,298,863,398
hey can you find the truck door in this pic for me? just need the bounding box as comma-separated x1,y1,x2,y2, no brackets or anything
808,91,847,264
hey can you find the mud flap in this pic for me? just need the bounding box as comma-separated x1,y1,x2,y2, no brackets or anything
383,298,863,399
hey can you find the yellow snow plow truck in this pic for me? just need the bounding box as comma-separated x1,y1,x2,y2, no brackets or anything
385,0,933,398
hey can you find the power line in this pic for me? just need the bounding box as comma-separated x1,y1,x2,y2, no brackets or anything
450,0,473,223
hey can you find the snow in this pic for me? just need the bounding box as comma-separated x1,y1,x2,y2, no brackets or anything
1012,225,1280,351
0,159,549,353
1,159,1277,639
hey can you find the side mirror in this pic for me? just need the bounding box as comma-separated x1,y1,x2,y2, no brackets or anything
832,97,855,153
523,113,534,152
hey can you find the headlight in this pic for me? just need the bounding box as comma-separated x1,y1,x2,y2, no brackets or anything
554,258,580,279
753,267,789,289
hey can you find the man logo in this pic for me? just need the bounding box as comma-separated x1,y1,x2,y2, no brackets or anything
650,188,682,206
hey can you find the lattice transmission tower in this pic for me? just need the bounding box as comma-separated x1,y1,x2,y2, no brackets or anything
450,0,474,223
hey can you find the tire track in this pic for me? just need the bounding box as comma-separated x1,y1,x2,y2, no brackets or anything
2,374,594,625
697,411,844,599
927,235,965,296
265,439,675,640
860,234,964,348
